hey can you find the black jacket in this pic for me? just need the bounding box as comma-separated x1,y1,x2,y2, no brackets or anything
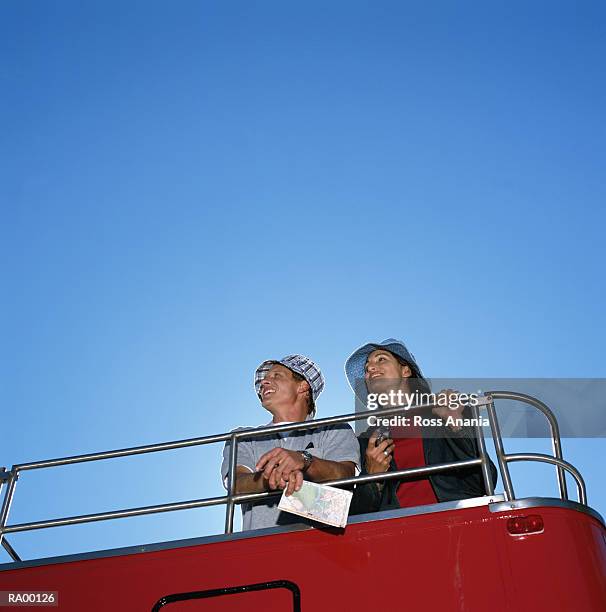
350,422,498,515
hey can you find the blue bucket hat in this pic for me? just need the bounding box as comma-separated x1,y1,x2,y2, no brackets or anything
345,338,427,400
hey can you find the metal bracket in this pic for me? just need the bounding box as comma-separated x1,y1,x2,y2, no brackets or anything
0,468,18,484
1,537,21,562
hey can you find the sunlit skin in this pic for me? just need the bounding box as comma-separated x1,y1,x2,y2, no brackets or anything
365,349,412,396
251,364,310,494
259,364,309,423
233,364,356,496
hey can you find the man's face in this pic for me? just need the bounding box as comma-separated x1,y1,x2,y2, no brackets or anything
259,364,306,411
365,349,411,394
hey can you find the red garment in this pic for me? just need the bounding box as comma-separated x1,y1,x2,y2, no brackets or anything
392,424,438,508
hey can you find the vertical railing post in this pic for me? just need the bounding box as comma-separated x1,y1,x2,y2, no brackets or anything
549,423,568,501
471,404,494,496
485,397,515,501
487,391,569,502
0,468,19,549
0,468,5,548
0,468,6,510
224,433,238,534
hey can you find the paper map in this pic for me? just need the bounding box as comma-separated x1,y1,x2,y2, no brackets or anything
278,480,353,528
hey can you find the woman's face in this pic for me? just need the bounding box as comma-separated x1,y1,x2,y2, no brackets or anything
365,349,411,394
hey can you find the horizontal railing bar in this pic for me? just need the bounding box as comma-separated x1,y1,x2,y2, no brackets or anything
2,495,231,533
471,395,494,407
1,458,482,534
232,401,447,439
14,401,447,472
15,432,236,471
504,453,586,505
232,458,483,503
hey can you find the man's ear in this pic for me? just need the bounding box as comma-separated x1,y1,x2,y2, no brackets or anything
401,364,412,378
298,380,311,396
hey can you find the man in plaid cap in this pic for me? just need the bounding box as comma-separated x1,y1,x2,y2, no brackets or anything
221,354,360,531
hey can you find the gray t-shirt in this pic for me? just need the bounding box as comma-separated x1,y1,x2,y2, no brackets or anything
220,420,360,531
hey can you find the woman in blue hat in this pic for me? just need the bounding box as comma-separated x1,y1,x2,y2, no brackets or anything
345,339,497,514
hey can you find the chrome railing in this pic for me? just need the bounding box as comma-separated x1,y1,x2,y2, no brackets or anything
0,392,588,563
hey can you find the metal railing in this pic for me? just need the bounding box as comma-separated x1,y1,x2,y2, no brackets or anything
0,392,588,563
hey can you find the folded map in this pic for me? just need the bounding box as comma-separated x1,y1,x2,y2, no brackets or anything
278,481,353,528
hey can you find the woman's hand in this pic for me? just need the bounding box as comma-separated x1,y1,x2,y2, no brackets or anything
365,431,395,474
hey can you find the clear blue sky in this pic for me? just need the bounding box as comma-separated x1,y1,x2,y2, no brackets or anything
1,1,605,561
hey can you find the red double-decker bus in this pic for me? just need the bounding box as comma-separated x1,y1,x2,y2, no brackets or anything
1,392,605,611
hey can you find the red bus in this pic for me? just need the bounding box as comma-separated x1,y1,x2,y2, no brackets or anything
1,392,605,611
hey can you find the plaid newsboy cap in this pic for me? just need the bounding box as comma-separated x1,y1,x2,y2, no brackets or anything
254,354,325,404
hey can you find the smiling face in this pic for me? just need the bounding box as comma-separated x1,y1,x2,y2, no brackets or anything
259,363,310,414
365,349,412,394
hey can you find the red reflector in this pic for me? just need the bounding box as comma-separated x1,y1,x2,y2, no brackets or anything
507,514,544,535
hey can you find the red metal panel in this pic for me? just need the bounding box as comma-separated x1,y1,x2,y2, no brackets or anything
1,504,604,611
491,507,606,611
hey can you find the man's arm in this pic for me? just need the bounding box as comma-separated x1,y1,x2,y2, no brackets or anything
220,433,266,495
256,448,355,495
306,457,356,482
231,465,271,494
230,458,357,495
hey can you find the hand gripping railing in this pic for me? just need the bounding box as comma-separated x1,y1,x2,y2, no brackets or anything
0,392,588,563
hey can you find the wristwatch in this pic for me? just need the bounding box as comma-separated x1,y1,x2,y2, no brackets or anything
300,450,314,472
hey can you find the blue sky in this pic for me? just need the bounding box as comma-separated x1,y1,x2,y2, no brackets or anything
1,1,605,561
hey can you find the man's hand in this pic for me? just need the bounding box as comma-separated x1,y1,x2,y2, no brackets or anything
365,431,394,474
432,388,465,432
253,447,355,496
256,448,306,491
279,469,304,496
